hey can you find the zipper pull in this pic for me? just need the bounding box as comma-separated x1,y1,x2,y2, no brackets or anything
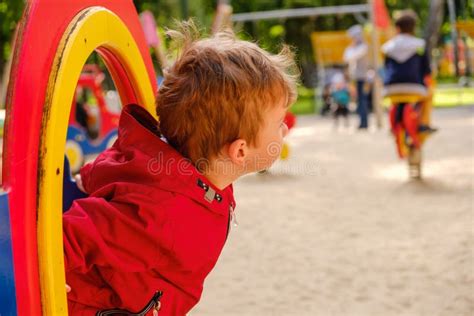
230,204,238,228
152,301,161,316
153,301,161,316
96,291,162,316
152,294,161,316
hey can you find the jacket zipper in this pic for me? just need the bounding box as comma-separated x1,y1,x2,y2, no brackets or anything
96,291,163,316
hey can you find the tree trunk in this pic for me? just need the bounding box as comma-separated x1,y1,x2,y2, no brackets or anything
424,0,444,57
0,53,12,108
447,0,460,76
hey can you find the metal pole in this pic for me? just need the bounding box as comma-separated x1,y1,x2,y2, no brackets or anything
368,0,383,128
463,35,472,79
180,0,189,19
231,5,370,22
212,0,233,33
447,0,460,77
424,0,444,66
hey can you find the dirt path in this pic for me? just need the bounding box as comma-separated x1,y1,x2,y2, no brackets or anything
190,106,474,316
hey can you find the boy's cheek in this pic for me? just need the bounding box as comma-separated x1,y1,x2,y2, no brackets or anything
244,139,283,172
256,145,282,170
282,124,289,138
265,141,283,160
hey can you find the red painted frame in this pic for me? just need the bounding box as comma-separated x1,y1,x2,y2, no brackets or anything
2,1,156,314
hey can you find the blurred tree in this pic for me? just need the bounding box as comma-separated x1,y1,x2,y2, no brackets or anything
0,0,24,79
425,0,445,54
1,0,471,89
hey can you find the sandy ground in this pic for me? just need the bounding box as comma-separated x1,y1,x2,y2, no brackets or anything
190,106,474,316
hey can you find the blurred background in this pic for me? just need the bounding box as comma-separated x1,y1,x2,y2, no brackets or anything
1,1,473,315
1,1,473,114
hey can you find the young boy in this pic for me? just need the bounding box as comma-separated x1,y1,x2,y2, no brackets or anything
63,22,297,315
382,10,436,132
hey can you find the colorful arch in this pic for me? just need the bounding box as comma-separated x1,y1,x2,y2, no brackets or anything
2,0,157,315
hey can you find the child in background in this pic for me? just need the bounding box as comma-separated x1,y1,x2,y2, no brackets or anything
320,83,332,116
343,24,369,129
64,22,298,315
330,72,350,128
382,10,436,133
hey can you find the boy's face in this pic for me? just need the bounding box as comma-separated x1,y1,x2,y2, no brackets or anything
246,99,290,172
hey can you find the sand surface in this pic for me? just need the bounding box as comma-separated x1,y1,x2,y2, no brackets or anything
190,106,474,316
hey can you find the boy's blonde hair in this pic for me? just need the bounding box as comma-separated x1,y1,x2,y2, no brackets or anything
156,21,298,164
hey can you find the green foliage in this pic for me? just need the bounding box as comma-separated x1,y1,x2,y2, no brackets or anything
290,86,319,115
1,0,470,83
269,25,285,39
0,0,24,74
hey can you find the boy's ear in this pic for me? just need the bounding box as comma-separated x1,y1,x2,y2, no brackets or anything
227,139,247,166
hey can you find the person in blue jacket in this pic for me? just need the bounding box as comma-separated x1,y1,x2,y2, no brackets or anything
382,10,436,133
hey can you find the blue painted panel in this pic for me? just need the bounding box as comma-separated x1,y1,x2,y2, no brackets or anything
0,191,18,315
63,156,87,212
67,125,117,155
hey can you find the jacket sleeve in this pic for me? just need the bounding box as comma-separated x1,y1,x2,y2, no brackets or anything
63,196,161,274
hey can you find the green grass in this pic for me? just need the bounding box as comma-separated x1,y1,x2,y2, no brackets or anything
290,86,321,115
436,76,474,85
290,97,318,115
433,87,474,107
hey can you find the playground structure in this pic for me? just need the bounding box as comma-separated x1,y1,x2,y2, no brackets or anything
296,4,439,179
0,1,467,314
386,92,434,179
66,64,120,173
231,2,386,128
280,112,296,161
456,21,474,39
310,29,393,107
310,30,392,72
433,21,473,79
0,0,157,315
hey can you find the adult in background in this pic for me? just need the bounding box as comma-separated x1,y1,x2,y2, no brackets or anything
343,25,369,129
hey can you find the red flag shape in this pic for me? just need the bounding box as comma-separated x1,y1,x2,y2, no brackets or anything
373,0,391,29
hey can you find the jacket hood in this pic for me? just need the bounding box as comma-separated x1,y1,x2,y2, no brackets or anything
80,104,235,216
382,34,426,63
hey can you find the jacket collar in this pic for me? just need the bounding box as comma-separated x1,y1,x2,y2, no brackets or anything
86,104,235,216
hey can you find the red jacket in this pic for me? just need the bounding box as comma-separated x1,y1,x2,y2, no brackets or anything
64,104,236,315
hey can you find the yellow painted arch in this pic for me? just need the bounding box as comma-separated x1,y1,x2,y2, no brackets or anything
38,7,156,315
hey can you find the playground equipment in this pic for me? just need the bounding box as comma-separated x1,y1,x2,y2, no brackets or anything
310,30,392,66
456,21,474,39
386,88,434,179
280,112,296,160
310,29,392,91
230,2,389,127
0,0,157,314
66,65,120,173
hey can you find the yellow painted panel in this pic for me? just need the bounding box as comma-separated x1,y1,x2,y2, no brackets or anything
310,29,393,66
456,21,474,38
38,7,155,315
